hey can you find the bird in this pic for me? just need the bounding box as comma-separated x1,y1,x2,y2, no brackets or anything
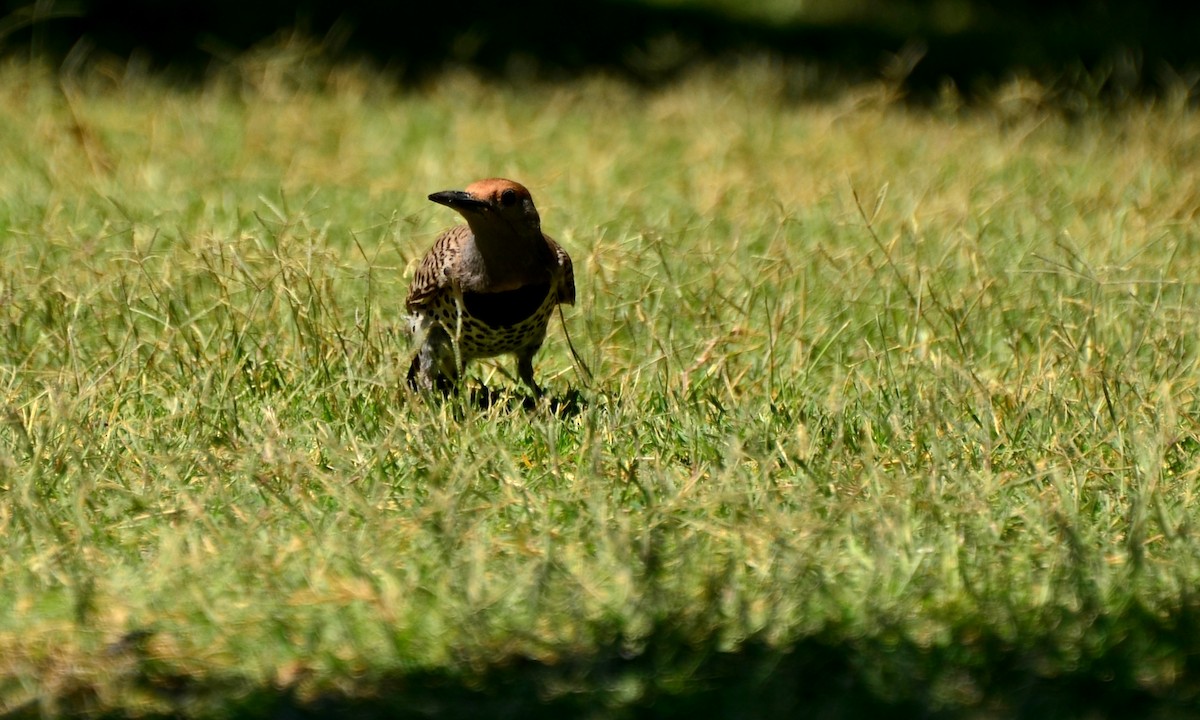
405,178,575,396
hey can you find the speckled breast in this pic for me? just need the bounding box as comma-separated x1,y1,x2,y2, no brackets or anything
429,282,557,357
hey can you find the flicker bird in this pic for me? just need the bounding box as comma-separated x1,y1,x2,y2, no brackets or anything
405,178,575,396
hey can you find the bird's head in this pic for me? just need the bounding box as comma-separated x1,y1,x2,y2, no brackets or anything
428,178,542,237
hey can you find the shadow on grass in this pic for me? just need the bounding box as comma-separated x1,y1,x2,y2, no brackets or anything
52,601,1200,720
4,0,1200,100
466,385,588,417
401,381,586,416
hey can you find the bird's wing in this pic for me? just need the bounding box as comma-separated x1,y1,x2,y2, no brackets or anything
405,225,469,311
545,235,575,306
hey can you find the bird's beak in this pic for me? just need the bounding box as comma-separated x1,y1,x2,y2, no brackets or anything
428,190,489,211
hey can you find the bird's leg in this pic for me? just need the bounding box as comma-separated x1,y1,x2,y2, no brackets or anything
516,347,543,397
407,349,428,391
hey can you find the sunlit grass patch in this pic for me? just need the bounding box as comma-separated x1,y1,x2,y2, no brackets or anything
1,54,1200,716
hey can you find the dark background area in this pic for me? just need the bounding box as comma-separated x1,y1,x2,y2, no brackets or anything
1,0,1198,99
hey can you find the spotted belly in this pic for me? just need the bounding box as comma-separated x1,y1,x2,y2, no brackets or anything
425,283,557,358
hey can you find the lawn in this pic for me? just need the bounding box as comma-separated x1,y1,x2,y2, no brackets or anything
2,49,1200,718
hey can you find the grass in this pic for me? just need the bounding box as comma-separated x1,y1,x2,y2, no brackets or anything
1,48,1200,718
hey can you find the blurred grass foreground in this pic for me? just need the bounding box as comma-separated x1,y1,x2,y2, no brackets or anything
3,1,1200,718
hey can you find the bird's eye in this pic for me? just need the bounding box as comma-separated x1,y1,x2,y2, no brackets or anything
500,189,518,206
